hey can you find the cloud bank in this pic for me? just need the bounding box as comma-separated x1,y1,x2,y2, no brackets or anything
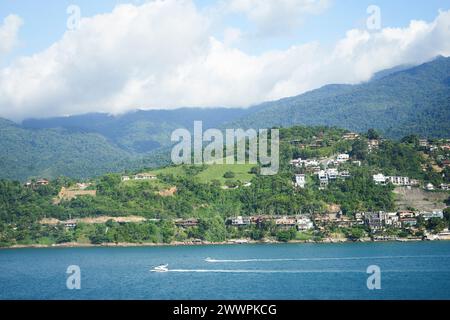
0,0,449,121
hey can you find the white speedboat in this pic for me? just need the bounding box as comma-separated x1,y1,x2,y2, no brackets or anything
205,257,214,262
152,264,169,272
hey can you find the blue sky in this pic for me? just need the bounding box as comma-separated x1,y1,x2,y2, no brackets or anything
1,0,449,58
0,0,449,120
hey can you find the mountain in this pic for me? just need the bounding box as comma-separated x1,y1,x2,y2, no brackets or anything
1,57,449,181
22,108,250,154
0,108,249,180
231,56,450,138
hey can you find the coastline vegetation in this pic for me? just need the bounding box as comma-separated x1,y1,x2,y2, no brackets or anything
1,126,449,248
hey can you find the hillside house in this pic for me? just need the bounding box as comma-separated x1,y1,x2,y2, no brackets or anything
373,174,387,185
380,212,401,228
420,210,444,220
425,183,435,191
337,154,350,163
64,220,77,229
386,176,410,186
26,179,50,187
135,173,157,180
36,179,50,186
175,218,199,228
76,183,91,190
318,171,329,189
294,174,306,189
368,139,380,152
275,216,297,229
342,132,359,140
326,168,338,180
296,217,314,231
398,210,415,219
229,216,252,226
365,212,383,231
419,139,429,147
401,218,417,228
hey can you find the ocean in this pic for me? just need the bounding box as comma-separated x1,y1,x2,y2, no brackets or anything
1,242,449,300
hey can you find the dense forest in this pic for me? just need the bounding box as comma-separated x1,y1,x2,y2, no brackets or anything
231,56,450,139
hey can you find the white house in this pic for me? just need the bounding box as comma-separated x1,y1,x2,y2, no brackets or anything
121,176,131,182
373,174,387,185
386,176,410,186
426,183,435,191
420,210,444,220
134,173,157,180
294,174,306,189
337,154,350,163
290,158,302,166
326,168,338,180
318,171,329,188
297,217,314,231
230,216,252,226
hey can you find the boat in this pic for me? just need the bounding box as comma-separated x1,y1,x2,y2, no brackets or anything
205,257,214,262
151,264,169,272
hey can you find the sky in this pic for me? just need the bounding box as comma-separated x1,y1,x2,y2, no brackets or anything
0,0,449,121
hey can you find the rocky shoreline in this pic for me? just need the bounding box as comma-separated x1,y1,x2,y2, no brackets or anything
2,236,449,250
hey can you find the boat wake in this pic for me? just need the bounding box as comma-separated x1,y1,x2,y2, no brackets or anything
167,269,366,273
162,268,448,274
204,255,450,263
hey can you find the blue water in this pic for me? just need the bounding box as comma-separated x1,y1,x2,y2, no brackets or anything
1,242,450,300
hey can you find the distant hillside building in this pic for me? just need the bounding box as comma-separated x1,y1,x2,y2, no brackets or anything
373,174,387,185
342,132,359,140
337,154,350,163
386,176,410,186
294,174,306,189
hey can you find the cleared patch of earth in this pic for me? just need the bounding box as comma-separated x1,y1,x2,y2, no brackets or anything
394,187,449,211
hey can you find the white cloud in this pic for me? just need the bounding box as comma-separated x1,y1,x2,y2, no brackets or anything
0,14,23,55
228,0,331,35
0,1,449,121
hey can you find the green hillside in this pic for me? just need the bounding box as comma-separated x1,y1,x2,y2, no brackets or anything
1,125,449,247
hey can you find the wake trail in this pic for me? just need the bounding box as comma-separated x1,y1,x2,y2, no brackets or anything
205,255,450,263
166,269,449,274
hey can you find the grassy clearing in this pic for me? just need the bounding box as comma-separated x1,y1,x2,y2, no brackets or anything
147,163,256,185
196,164,255,184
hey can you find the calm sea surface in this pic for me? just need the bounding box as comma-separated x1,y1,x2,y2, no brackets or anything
1,242,450,300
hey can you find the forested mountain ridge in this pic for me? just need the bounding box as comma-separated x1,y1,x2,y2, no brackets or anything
230,56,450,138
0,108,248,181
0,57,449,181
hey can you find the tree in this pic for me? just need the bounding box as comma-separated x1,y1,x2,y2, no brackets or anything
367,129,381,140
223,171,235,179
401,135,419,147
350,139,368,161
427,218,446,233
249,167,260,175
345,227,365,240
276,228,296,242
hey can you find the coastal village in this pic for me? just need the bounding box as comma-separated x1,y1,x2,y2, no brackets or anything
16,129,449,247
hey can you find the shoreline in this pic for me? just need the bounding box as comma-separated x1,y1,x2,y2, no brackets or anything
2,237,449,250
